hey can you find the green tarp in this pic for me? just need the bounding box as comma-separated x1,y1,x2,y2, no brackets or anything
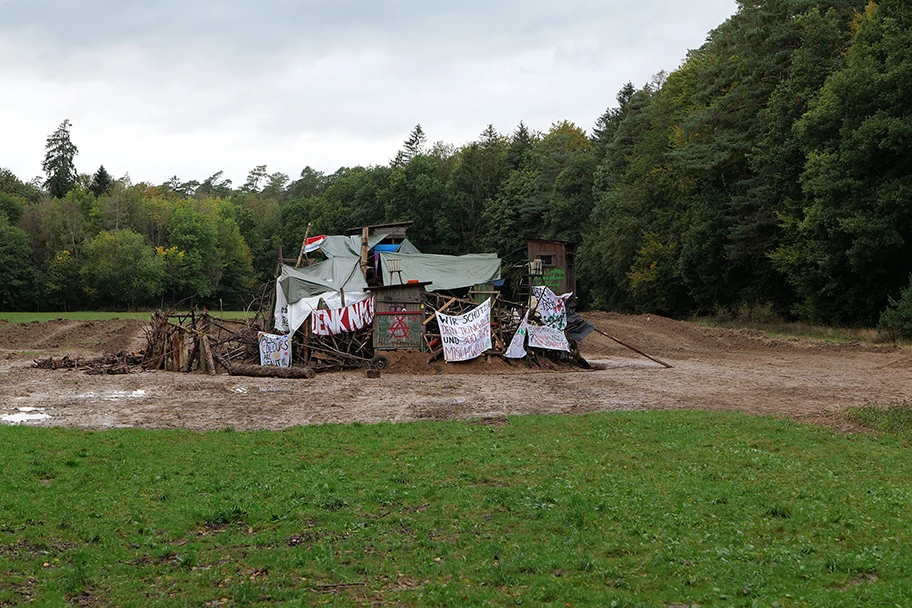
318,232,391,258
378,252,501,291
278,258,367,304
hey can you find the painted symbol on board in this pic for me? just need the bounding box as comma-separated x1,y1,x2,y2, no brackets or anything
388,315,410,341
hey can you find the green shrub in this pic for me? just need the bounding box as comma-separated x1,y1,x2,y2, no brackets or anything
878,276,912,341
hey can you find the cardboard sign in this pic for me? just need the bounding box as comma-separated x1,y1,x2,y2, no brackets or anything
311,297,374,336
527,324,570,352
258,332,291,367
532,286,571,330
436,298,492,362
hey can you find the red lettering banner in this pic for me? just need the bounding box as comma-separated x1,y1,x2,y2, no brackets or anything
311,297,375,336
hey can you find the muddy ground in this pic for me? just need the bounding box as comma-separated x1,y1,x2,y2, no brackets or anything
1,313,910,431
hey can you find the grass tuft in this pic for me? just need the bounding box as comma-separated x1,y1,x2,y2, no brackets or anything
845,402,912,435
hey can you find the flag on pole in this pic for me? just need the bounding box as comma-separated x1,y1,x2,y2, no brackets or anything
303,235,327,253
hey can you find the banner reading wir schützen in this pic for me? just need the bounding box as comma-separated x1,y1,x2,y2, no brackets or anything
436,298,492,362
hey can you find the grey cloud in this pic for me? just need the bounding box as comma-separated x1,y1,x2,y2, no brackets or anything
1,0,737,182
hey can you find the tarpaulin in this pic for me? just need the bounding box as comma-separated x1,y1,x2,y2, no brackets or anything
318,232,391,258
273,260,370,334
379,252,501,291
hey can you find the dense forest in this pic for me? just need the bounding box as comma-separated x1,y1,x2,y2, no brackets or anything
2,0,911,331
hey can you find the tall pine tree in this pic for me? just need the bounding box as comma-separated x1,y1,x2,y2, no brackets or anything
43,119,79,198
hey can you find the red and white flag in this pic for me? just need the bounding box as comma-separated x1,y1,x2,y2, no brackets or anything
303,234,327,253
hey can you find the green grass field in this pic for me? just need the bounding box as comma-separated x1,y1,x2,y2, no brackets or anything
0,311,252,323
2,411,911,606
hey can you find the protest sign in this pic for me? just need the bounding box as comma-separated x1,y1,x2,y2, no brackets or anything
527,324,570,352
258,332,291,367
436,298,492,362
312,296,374,336
505,311,529,359
532,286,571,330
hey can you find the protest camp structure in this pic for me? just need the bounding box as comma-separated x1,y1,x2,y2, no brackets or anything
260,223,600,371
137,226,602,376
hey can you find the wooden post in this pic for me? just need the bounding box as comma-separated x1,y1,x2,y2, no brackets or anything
201,335,217,375
295,223,313,268
359,226,370,279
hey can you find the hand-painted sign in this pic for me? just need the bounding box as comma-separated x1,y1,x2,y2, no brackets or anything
532,286,571,330
436,298,492,362
527,324,570,352
505,311,529,359
311,297,374,336
542,267,566,293
258,332,291,367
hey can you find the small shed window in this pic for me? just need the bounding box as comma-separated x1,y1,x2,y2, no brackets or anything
538,254,554,266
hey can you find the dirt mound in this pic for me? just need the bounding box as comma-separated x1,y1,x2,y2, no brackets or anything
578,312,898,360
579,312,776,360
0,319,146,357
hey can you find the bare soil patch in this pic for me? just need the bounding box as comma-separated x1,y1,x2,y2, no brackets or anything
1,314,910,431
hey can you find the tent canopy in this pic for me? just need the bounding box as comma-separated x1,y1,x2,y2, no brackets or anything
274,259,370,334
318,232,391,258
378,252,501,291
278,258,367,304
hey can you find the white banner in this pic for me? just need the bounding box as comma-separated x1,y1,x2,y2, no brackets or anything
436,298,492,362
527,324,570,352
505,311,529,359
532,286,572,330
312,297,374,336
258,332,291,367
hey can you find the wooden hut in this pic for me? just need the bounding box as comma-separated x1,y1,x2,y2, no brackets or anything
368,282,430,351
526,239,577,295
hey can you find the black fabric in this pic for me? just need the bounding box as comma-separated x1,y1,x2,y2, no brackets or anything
565,297,596,343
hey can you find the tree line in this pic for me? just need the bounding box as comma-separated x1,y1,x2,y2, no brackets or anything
2,0,911,331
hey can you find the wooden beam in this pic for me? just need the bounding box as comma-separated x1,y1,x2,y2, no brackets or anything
592,327,672,368
295,223,312,268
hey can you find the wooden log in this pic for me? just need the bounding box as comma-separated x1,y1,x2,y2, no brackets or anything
183,335,199,373
201,334,217,376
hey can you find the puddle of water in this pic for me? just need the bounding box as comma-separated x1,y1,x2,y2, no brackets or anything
2,407,51,424
76,390,148,402
228,386,289,394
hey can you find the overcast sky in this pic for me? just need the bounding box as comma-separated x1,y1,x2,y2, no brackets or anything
0,0,737,187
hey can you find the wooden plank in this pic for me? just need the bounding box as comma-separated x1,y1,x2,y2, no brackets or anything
423,296,457,325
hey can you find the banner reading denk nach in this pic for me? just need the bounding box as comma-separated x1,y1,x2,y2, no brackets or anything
311,296,375,336
436,298,492,362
